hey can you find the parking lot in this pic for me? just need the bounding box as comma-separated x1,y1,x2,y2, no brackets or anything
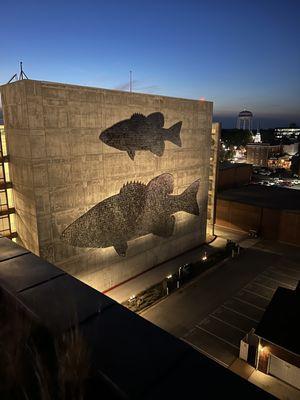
182,257,300,366
142,241,300,369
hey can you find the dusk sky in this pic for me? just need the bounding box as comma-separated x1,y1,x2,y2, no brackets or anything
1,0,299,128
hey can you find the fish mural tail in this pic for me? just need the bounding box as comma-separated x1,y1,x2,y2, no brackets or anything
165,121,182,147
175,179,200,216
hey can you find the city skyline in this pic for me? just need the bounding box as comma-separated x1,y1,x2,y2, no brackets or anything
1,0,300,128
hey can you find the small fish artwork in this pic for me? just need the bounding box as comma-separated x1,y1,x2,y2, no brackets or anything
100,112,182,160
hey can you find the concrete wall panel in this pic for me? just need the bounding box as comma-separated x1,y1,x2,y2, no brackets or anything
1,80,213,291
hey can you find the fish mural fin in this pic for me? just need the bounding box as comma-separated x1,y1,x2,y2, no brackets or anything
166,121,182,147
113,241,128,257
152,216,175,237
120,181,146,198
119,181,147,217
130,113,147,123
127,150,136,160
177,179,200,216
147,112,164,128
150,140,165,157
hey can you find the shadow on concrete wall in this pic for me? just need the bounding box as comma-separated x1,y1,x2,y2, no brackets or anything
100,112,182,160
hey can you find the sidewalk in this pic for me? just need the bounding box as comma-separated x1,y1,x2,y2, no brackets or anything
105,226,261,305
230,359,300,400
106,237,227,303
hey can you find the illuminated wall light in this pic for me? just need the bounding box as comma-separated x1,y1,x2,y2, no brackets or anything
259,345,269,355
166,274,173,279
129,295,136,302
4,163,10,181
201,251,208,261
0,131,7,156
7,189,14,208
10,214,16,232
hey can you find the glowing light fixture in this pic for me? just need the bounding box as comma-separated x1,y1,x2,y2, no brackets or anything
259,345,269,355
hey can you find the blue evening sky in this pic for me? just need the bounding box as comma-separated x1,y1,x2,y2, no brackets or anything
1,0,299,127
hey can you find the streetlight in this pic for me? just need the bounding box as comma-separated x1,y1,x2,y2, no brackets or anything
129,294,136,303
166,274,173,295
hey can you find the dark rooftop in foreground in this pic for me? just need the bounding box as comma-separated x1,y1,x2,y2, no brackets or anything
218,185,300,210
255,285,300,355
0,236,273,399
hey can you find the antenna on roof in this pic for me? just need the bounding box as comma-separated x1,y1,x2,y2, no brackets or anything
7,61,29,83
19,61,29,80
7,73,17,84
129,70,132,92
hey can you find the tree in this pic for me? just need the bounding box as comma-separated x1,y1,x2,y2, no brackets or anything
289,122,298,128
291,153,300,175
221,129,253,147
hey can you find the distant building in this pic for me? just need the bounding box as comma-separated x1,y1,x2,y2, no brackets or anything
267,154,291,170
218,162,252,191
291,153,300,176
215,185,300,247
246,143,281,167
274,127,300,139
236,110,253,131
207,122,221,236
282,142,299,156
253,128,261,143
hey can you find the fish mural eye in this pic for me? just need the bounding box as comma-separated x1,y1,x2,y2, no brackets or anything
99,112,182,160
61,174,200,257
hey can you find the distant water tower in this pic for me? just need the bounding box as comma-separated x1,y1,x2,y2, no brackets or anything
236,109,253,131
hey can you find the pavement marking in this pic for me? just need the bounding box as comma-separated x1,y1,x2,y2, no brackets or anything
181,326,197,338
221,305,259,323
252,246,282,256
259,273,295,289
233,297,265,311
242,288,271,301
251,279,279,291
209,314,247,334
272,264,300,274
268,268,299,280
181,338,229,368
195,326,239,350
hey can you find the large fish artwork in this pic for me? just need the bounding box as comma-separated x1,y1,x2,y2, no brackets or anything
100,112,182,160
61,174,200,257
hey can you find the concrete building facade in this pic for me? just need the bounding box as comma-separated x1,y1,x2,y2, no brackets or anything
206,122,220,236
246,143,281,167
0,79,213,291
215,186,300,247
218,163,252,191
